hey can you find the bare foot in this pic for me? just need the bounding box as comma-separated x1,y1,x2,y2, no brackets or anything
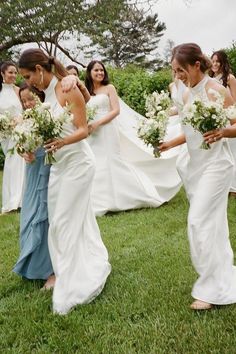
190,300,213,310
41,275,55,291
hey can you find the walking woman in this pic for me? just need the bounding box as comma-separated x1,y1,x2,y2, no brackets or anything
160,43,236,310
18,49,111,315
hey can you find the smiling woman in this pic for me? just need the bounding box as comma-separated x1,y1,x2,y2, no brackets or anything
17,48,111,315
161,42,236,311
0,61,25,214
85,60,165,216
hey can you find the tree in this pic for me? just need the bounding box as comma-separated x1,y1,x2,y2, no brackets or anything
0,0,88,66
163,39,175,66
83,0,165,68
0,0,164,68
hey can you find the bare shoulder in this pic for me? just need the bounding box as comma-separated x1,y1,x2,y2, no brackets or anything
107,84,117,92
169,82,175,92
228,73,236,84
13,85,20,95
56,80,83,106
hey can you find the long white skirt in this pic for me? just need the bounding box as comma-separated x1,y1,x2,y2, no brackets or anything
1,139,25,213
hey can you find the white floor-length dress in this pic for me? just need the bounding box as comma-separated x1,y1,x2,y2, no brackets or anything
0,83,25,213
87,91,184,216
44,76,111,315
177,75,236,304
213,73,236,193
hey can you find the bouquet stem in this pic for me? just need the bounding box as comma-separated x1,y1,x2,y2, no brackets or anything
200,141,211,150
44,151,56,165
152,145,161,158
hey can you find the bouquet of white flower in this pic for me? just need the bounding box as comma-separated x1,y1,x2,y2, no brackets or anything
138,110,169,157
182,89,230,149
137,91,171,157
145,90,171,118
11,98,71,164
11,118,43,155
0,111,15,141
86,106,97,122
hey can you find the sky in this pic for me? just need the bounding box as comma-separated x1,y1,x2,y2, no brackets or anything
154,0,235,57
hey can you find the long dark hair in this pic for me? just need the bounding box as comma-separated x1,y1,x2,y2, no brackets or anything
0,61,17,92
18,48,68,80
171,43,212,74
85,60,109,95
209,50,231,87
19,82,45,105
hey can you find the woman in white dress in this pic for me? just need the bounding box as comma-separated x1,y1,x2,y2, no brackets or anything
85,60,182,216
18,49,111,315
160,43,236,310
209,50,236,195
0,62,25,214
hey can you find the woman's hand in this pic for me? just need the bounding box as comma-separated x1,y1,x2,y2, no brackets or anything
61,75,77,93
203,128,225,144
158,141,173,152
22,152,35,163
88,121,100,135
44,139,65,152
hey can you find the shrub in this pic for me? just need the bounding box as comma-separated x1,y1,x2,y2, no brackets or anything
108,65,172,115
225,41,236,76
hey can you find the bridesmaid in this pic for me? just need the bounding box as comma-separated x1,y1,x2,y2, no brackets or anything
209,50,236,101
18,49,111,315
0,61,25,214
13,83,54,288
209,50,236,196
160,43,236,310
85,60,164,216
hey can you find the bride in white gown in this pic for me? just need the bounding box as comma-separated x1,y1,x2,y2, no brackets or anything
0,62,25,213
85,60,183,216
19,49,111,315
160,43,236,310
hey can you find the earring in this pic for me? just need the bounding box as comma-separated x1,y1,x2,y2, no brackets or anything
39,71,44,86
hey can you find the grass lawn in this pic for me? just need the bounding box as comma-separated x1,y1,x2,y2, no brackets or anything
1,170,236,353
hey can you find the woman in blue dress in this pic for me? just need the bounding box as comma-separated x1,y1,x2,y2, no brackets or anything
13,78,92,289
13,83,54,288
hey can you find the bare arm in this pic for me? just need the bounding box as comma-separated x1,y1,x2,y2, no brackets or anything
45,84,88,152
228,74,236,102
159,134,186,152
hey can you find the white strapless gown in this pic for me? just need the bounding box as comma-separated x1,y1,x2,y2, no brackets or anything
87,93,183,216
177,75,236,304
213,74,236,192
44,77,111,314
0,83,25,213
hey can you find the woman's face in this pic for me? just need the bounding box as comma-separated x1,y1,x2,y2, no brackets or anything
171,59,189,85
2,65,17,84
20,88,37,109
90,63,105,83
211,54,221,75
19,66,44,91
67,68,78,76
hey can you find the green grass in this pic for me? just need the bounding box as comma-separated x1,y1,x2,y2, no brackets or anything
1,171,236,354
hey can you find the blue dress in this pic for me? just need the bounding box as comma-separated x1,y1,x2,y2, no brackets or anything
13,148,53,280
